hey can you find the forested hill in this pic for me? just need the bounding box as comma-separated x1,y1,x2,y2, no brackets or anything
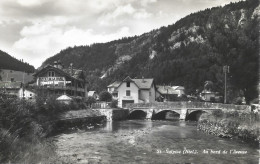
0,50,35,73
42,0,259,103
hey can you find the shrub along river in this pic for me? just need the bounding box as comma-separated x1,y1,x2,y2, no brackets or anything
45,120,259,164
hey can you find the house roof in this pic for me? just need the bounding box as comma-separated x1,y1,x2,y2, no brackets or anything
34,65,84,81
57,94,72,100
132,78,154,89
107,81,121,88
108,76,154,90
0,69,34,84
0,81,22,89
172,86,184,90
201,90,218,94
157,85,179,95
88,91,96,97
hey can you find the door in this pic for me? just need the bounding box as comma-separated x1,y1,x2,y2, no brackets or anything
122,100,134,108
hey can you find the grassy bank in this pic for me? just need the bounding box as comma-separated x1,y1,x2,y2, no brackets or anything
0,96,100,163
198,109,259,144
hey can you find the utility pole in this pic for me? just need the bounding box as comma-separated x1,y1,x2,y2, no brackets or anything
223,65,229,104
23,71,25,99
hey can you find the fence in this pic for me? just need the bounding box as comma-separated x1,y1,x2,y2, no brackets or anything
92,101,112,109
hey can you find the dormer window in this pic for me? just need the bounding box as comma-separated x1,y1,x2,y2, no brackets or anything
48,71,55,77
127,82,130,87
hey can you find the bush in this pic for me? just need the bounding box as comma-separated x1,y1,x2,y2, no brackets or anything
226,110,239,118
212,109,224,118
0,96,74,163
233,97,243,105
99,91,112,102
86,96,96,107
110,99,118,108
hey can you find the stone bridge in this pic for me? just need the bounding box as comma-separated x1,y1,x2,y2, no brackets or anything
126,102,251,120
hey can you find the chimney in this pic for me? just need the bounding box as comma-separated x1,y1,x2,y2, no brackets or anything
142,76,145,83
57,60,63,69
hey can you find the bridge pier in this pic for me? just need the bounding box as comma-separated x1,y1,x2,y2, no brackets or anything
180,108,187,120
145,109,153,119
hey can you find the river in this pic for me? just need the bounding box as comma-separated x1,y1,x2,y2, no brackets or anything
48,120,259,164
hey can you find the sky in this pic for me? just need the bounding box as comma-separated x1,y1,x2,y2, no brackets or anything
0,0,242,68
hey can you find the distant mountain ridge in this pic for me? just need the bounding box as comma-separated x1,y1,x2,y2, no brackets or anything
0,50,35,73
42,0,259,103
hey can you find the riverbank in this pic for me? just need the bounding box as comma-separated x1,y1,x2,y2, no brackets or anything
0,97,105,163
47,120,259,164
197,109,259,145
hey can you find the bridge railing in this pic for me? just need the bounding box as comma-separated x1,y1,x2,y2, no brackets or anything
126,102,250,111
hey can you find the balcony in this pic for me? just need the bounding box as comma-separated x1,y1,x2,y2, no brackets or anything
36,85,85,92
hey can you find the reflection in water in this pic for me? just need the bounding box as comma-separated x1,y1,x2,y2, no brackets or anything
50,120,259,164
102,120,153,132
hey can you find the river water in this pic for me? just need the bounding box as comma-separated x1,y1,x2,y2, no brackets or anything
49,120,259,164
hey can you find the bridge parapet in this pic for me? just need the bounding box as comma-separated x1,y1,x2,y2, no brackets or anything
126,102,250,111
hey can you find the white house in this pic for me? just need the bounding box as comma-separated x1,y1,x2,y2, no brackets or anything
18,88,35,100
108,76,156,108
171,86,185,97
200,90,221,102
0,80,35,99
107,81,121,99
88,91,99,100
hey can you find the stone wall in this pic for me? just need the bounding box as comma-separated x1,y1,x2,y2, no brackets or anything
98,109,129,121
53,116,106,135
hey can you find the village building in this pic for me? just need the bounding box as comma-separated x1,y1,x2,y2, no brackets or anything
0,69,34,84
107,81,121,99
33,61,87,99
18,88,35,100
156,85,185,102
88,91,99,100
0,80,35,99
200,90,221,102
107,76,156,108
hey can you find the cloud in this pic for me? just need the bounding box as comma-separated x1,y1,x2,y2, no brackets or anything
13,21,131,67
16,0,49,7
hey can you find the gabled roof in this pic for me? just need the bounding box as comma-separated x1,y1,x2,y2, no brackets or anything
172,86,184,90
57,94,72,100
88,91,97,97
0,81,22,89
156,85,179,95
107,81,121,88
108,76,154,90
34,65,84,81
132,78,154,89
123,76,134,82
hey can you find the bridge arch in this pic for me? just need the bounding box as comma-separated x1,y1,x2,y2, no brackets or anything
186,110,207,121
152,110,180,120
128,110,147,119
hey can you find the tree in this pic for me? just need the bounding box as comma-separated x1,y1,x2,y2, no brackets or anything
86,96,96,107
99,91,112,102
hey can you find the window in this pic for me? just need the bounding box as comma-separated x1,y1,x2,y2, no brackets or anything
126,90,131,96
126,82,130,87
149,91,151,96
48,71,55,77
